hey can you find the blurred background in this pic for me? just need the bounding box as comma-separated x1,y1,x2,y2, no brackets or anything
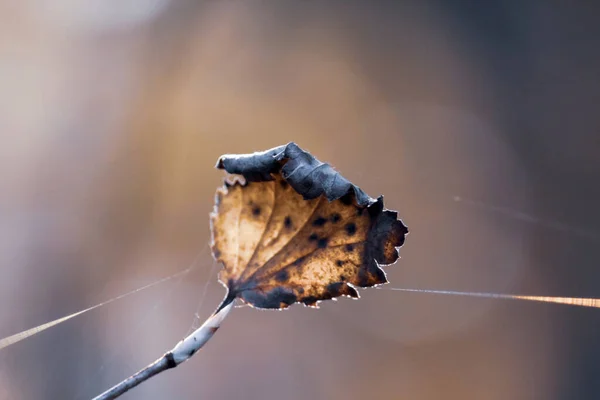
1,1,599,399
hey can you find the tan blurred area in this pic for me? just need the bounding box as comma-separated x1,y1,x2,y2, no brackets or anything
2,1,600,399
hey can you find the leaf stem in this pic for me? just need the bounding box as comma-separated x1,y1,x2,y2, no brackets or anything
92,297,234,400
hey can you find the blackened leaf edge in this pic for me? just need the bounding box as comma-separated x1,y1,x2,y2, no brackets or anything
216,142,374,206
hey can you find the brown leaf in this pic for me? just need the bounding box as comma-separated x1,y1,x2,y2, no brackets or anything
211,143,408,309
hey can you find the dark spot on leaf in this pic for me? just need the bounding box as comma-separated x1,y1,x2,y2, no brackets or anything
213,249,221,259
303,296,318,305
373,265,387,283
284,216,292,228
345,222,357,236
357,208,364,216
336,260,344,266
331,213,341,223
312,216,327,227
340,192,353,205
347,285,359,298
275,270,289,282
321,292,333,300
345,244,354,252
293,256,306,266
279,180,288,188
340,275,346,281
298,287,305,294
280,292,298,306
368,197,384,218
240,287,297,309
326,282,344,296
317,237,329,248
308,233,318,242
252,206,261,216
357,269,370,286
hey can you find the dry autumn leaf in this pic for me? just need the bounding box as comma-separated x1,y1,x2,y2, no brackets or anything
211,142,408,309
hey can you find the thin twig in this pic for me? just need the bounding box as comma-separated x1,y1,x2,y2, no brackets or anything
92,297,234,400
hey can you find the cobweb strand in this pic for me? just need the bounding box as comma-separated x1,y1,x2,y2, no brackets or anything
378,287,600,308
